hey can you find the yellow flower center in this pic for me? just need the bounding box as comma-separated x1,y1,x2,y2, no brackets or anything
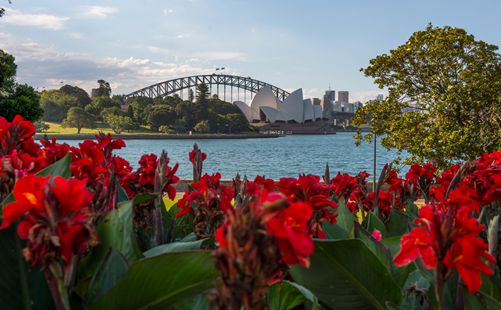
24,192,38,205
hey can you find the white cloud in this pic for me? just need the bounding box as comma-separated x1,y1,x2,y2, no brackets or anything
193,51,247,61
163,8,174,15
81,6,118,18
69,32,84,39
2,9,69,30
2,35,214,95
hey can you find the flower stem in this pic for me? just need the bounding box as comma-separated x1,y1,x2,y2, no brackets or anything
45,263,71,310
435,262,445,310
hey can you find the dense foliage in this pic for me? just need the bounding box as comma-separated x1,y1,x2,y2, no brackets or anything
354,24,501,167
0,49,43,121
0,115,499,309
40,80,251,134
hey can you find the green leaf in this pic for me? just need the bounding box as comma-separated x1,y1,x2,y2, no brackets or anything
267,281,322,310
267,281,307,310
116,185,129,203
335,201,355,237
290,239,402,310
77,200,142,294
86,248,129,305
465,291,501,310
384,209,409,237
97,200,143,262
171,293,210,310
37,152,71,179
0,225,54,310
143,239,209,257
92,251,218,309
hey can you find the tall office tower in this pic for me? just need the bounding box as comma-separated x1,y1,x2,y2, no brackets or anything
322,90,335,119
338,91,349,103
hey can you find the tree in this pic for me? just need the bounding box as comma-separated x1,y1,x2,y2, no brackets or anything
193,120,210,133
194,83,210,120
103,114,132,134
62,107,96,134
41,89,82,122
353,24,501,167
0,49,43,121
91,79,111,99
59,85,91,107
0,49,16,93
85,96,118,118
146,105,177,131
127,96,153,123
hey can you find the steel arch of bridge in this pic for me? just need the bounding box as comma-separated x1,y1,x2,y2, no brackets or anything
124,74,290,102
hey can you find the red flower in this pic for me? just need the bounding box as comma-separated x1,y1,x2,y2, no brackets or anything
393,203,494,293
1,174,49,228
372,229,382,241
1,175,97,267
444,236,495,293
265,197,314,267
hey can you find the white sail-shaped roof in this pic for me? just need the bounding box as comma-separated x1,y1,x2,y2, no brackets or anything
234,101,253,122
249,86,278,121
281,89,304,123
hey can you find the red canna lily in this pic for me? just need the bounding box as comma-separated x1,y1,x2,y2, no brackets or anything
1,175,97,267
264,199,314,267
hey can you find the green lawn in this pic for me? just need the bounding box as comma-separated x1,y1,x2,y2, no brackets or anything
40,122,154,135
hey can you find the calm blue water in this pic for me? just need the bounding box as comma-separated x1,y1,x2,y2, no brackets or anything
59,133,403,179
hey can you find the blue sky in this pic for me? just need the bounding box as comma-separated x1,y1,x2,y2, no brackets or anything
1,0,500,101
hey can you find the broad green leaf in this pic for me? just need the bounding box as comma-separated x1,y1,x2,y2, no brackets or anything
335,201,355,237
365,212,388,236
0,225,54,310
290,239,402,310
116,185,129,203
37,152,71,179
78,200,142,293
267,281,307,310
465,291,501,310
143,239,209,257
86,248,129,305
172,293,210,310
97,200,142,262
92,251,218,309
384,209,409,237
267,281,322,310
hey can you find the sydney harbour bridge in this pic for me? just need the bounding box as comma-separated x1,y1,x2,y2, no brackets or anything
124,74,290,103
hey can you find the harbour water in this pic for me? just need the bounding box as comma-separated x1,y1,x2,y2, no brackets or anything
60,133,403,179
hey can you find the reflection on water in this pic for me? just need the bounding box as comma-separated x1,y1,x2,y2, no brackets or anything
59,133,405,179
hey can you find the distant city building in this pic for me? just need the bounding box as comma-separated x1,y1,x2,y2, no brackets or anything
376,94,384,101
322,90,335,120
352,101,363,111
338,91,349,103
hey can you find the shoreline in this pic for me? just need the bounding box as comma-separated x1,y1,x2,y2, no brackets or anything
34,133,282,140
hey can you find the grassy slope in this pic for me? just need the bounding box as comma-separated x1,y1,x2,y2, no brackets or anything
41,122,153,135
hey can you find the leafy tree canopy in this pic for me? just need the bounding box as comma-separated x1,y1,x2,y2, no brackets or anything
91,79,111,99
353,24,501,167
62,106,96,134
0,49,43,121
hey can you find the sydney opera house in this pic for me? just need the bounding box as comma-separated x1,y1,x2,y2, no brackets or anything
234,87,324,124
